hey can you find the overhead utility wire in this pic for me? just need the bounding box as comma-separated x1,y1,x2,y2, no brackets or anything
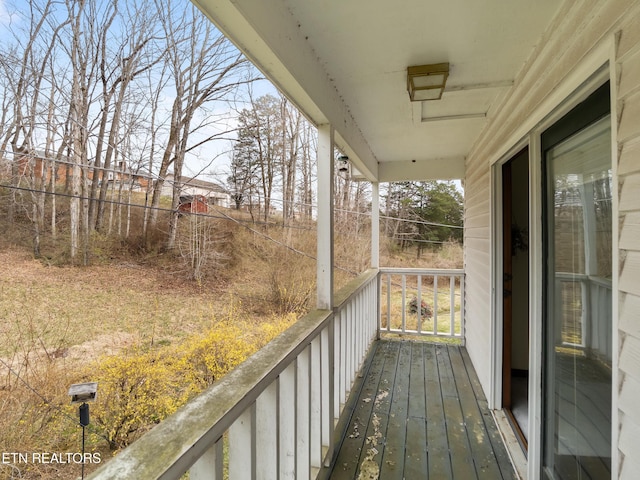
265,195,463,230
207,204,362,277
0,181,361,275
0,180,463,235
4,149,462,231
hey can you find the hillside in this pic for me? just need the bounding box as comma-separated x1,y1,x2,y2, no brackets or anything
0,214,461,479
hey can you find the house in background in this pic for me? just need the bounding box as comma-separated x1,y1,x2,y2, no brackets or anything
178,195,209,215
3,150,152,192
161,173,230,208
88,1,640,479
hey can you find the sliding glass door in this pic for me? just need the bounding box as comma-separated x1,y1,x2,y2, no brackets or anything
542,83,613,479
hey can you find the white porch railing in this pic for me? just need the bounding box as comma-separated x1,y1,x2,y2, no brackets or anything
379,268,464,341
87,269,379,480
555,272,612,360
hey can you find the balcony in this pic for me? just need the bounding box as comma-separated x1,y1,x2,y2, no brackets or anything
87,268,516,479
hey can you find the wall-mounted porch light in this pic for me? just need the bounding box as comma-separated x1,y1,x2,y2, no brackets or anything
407,62,449,101
337,155,349,172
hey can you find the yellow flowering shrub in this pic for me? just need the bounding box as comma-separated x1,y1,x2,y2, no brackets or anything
91,349,190,450
179,322,255,389
87,312,296,451
258,313,297,345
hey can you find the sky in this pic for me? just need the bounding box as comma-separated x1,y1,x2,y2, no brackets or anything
0,0,13,30
0,0,280,184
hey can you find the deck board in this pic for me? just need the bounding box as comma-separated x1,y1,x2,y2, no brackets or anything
379,341,411,479
424,343,453,479
331,341,386,479
439,344,478,480
327,339,517,480
460,347,517,479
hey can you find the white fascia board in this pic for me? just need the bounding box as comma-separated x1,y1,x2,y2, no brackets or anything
378,157,465,182
192,0,379,181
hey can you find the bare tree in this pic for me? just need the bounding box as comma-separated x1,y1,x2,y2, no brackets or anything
280,94,302,224
0,0,71,255
0,0,256,262
92,0,162,232
147,0,250,249
67,0,90,261
298,120,316,221
141,64,169,238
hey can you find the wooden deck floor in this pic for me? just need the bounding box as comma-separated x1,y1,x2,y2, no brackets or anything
328,339,517,480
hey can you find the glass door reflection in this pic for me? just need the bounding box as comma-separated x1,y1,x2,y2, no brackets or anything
543,109,612,479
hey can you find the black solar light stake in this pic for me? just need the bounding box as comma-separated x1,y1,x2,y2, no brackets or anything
68,383,98,480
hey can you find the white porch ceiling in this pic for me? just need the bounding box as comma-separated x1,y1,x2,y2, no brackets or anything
192,0,563,182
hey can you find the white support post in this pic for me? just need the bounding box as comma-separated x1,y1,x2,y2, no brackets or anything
371,182,380,269
317,124,334,310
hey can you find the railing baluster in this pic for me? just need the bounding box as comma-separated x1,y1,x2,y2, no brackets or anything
357,292,363,365
310,336,322,472
189,437,223,480
450,275,456,336
279,363,296,479
433,275,438,335
417,274,422,333
372,281,378,340
296,347,311,480
401,274,407,332
333,312,341,418
386,274,391,332
229,405,255,479
340,308,347,405
256,383,278,480
377,274,382,340
320,325,332,465
350,299,356,386
460,273,465,341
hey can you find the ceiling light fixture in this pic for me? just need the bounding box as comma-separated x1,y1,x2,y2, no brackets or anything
407,62,449,101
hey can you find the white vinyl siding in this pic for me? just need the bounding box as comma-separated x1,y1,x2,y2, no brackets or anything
463,0,640,477
616,7,640,476
462,155,492,392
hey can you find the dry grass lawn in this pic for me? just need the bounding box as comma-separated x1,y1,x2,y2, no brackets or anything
0,247,236,361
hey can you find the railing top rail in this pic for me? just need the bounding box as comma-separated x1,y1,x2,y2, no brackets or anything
333,268,378,308
87,269,381,480
588,275,613,287
555,271,613,286
379,267,464,275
